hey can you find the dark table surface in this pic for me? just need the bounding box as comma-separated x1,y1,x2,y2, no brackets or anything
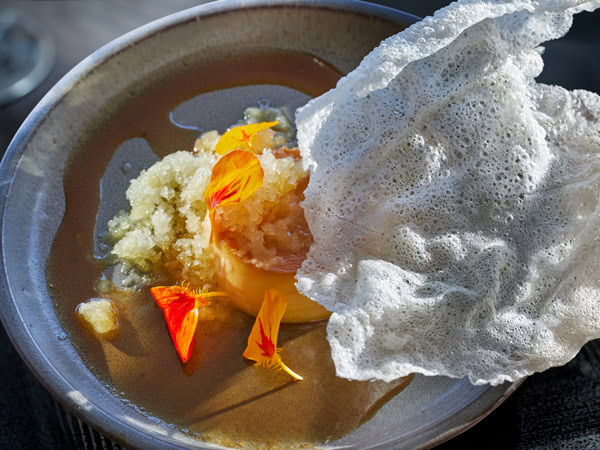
1,1,599,449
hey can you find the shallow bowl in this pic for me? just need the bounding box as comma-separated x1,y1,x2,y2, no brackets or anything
0,1,519,448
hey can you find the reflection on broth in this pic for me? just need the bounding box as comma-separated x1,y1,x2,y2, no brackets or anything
47,51,413,447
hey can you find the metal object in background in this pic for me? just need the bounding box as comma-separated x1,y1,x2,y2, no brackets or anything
0,9,55,105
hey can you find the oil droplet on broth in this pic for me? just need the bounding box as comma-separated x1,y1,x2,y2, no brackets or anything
46,51,413,447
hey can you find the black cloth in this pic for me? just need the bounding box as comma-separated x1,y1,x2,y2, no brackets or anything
439,340,600,450
0,325,123,449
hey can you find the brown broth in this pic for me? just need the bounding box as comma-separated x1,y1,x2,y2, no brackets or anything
47,51,413,448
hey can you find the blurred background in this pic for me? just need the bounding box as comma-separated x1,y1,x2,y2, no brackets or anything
0,1,598,449
1,0,599,154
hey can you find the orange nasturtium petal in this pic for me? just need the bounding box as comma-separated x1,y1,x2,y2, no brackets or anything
243,289,303,381
150,285,226,363
204,150,264,240
215,121,279,155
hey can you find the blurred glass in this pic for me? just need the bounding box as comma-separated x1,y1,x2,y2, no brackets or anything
0,9,55,105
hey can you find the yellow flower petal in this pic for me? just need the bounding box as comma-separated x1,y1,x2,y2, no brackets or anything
204,150,264,242
204,150,264,212
215,121,279,155
243,289,303,381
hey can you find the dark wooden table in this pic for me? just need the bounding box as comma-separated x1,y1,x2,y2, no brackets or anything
1,1,599,449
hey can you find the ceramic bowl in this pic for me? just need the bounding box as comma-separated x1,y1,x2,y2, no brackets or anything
0,1,519,448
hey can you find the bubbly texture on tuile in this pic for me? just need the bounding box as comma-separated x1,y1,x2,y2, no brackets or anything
296,0,600,385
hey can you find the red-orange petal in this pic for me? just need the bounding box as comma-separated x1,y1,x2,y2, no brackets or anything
150,286,209,363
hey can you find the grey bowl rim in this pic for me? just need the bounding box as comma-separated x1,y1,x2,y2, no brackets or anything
0,1,519,449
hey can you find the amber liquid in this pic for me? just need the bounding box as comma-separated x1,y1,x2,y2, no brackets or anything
47,51,412,448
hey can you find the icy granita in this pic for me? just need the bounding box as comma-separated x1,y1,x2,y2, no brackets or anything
103,109,331,360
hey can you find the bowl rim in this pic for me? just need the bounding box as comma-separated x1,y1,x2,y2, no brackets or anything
0,1,519,449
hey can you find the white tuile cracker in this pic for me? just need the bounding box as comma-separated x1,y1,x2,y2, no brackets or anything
296,0,600,385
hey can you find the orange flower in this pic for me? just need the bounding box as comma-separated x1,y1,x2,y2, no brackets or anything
215,121,279,155
243,289,303,381
204,150,264,241
150,284,227,363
